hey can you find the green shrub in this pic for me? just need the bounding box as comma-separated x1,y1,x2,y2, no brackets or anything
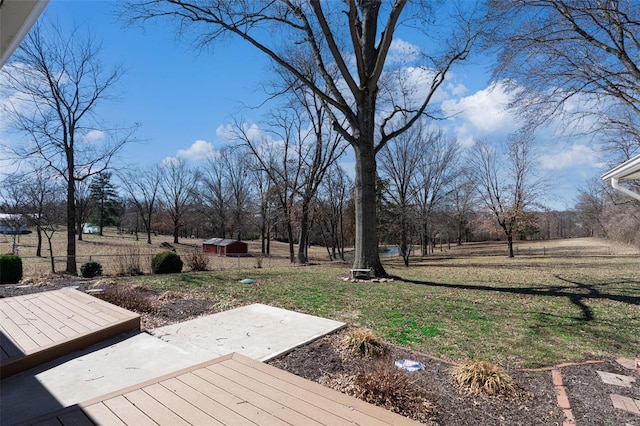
152,251,183,274
80,261,103,278
0,255,23,284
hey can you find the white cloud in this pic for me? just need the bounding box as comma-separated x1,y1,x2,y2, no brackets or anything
160,156,180,167
83,129,105,143
176,139,213,161
540,144,605,170
216,122,264,143
447,82,467,96
387,39,420,64
442,81,518,134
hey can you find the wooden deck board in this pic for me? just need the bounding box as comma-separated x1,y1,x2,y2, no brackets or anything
13,294,81,339
4,297,65,347
102,395,157,426
210,362,350,425
24,353,422,425
195,366,323,425
82,403,127,426
0,289,140,377
20,292,92,335
161,377,257,426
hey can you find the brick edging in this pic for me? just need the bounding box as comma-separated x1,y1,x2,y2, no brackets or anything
520,360,606,426
552,368,576,426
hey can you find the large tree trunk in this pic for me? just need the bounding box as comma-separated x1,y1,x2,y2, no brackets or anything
47,235,55,274
352,144,385,276
36,225,42,257
507,234,514,258
286,220,295,263
146,224,152,244
66,175,77,275
297,200,310,264
99,198,105,236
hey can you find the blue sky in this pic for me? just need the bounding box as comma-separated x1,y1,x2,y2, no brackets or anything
2,0,608,210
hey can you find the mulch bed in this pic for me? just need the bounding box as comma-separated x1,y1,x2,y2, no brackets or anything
2,277,638,425
268,328,565,425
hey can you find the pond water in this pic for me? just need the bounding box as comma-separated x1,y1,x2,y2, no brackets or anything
380,246,413,257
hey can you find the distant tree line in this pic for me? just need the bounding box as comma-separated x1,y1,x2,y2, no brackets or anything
2,128,601,267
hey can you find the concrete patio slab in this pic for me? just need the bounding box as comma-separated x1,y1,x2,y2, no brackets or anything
1,303,346,425
150,303,346,361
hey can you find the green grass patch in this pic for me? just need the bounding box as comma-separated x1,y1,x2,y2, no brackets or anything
123,255,640,368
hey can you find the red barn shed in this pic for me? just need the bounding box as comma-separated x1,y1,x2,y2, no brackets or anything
202,238,248,256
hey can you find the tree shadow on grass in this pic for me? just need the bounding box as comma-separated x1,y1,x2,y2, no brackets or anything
393,274,640,322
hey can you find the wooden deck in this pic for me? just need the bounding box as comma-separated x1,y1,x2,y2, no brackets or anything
25,352,421,425
1,288,140,377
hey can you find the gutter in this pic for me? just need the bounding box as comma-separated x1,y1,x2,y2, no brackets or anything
609,177,640,202
601,153,640,201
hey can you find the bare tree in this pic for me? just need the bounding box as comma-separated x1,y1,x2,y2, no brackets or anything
221,148,253,240
21,170,60,257
467,131,545,257
316,163,351,262
231,112,304,263
289,86,347,264
490,0,640,149
120,167,161,244
74,180,92,241
449,176,476,245
379,125,422,266
0,23,136,274
125,0,484,276
197,152,231,239
412,127,459,255
159,158,199,244
250,158,277,255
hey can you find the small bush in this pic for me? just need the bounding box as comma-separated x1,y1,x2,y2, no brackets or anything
320,360,435,423
0,255,22,284
80,261,103,278
185,248,208,272
152,251,183,274
343,328,386,357
97,284,157,313
451,359,518,397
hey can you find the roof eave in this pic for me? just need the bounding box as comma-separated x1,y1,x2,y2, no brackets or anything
601,154,640,182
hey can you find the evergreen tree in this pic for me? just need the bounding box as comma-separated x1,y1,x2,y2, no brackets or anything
89,172,120,236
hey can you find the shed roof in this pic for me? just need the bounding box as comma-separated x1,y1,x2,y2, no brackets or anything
203,238,244,246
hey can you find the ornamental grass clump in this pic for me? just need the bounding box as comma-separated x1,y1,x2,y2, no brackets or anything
451,359,518,397
343,327,386,358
